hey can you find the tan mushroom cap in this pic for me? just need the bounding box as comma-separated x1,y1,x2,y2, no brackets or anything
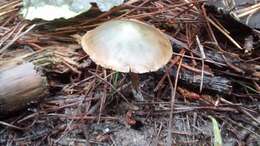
81,19,173,73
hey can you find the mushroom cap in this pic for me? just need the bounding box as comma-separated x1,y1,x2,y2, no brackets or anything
81,19,172,73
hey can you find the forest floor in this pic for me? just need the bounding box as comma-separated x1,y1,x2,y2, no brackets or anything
0,0,259,146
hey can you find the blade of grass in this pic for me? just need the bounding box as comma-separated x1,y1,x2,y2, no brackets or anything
209,116,223,146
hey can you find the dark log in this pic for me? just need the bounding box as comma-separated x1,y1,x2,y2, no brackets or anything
158,67,233,95
0,61,48,116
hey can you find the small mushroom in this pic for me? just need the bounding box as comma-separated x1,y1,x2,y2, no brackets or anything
81,19,172,100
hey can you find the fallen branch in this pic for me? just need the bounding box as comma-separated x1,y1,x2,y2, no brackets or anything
0,60,48,116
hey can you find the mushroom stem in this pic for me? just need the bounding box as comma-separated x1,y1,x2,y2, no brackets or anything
129,72,140,91
129,72,144,101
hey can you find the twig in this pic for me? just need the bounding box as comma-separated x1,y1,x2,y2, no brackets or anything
88,70,129,103
0,24,36,54
154,49,185,91
0,22,20,48
196,35,205,92
207,17,243,50
0,120,25,130
166,53,184,146
236,2,260,18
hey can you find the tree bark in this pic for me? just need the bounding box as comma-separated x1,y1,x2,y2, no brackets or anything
0,61,48,116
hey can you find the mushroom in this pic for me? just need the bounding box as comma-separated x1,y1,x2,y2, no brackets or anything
81,19,172,100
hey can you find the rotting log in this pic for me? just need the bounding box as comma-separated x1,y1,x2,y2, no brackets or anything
176,68,232,94
0,61,48,116
158,67,233,95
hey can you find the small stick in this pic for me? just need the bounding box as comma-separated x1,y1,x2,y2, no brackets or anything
207,17,243,50
88,71,129,103
154,49,185,92
196,35,206,93
0,24,36,54
166,53,184,146
236,2,260,18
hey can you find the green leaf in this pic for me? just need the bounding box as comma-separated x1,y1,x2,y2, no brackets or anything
209,116,223,146
21,0,124,21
